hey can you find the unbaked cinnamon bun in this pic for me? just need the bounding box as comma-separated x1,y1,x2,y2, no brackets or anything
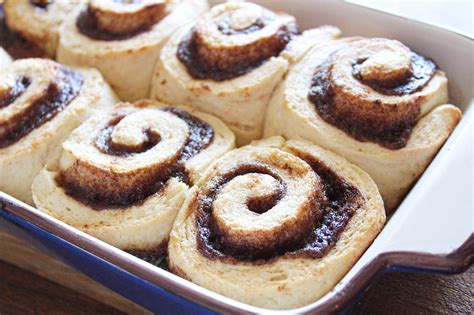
151,1,340,145
32,100,235,253
264,38,462,212
168,136,385,309
57,0,208,101
0,58,117,204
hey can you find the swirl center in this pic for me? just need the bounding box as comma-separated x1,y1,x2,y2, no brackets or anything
95,114,162,156
354,41,412,88
228,8,260,30
350,40,436,95
217,6,267,35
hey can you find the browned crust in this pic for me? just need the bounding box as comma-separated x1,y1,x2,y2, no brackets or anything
126,238,169,257
168,260,192,281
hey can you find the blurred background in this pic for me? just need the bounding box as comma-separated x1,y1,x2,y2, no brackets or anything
349,0,473,36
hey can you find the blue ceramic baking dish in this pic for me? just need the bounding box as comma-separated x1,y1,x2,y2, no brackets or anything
1,1,472,314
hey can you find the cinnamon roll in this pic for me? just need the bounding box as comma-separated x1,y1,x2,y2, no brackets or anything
264,38,462,212
32,100,235,253
150,1,340,145
3,0,79,58
168,136,385,309
0,58,117,204
57,0,208,101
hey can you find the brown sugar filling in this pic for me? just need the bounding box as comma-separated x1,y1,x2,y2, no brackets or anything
195,157,364,264
30,0,53,10
0,76,31,109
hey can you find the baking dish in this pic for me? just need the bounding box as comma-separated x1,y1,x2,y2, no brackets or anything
0,0,472,313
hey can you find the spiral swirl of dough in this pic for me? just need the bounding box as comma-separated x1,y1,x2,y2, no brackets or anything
57,103,213,208
168,137,385,309
32,100,235,252
177,1,297,81
307,38,444,149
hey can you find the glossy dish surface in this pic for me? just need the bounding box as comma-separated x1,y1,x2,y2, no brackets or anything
0,1,473,314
